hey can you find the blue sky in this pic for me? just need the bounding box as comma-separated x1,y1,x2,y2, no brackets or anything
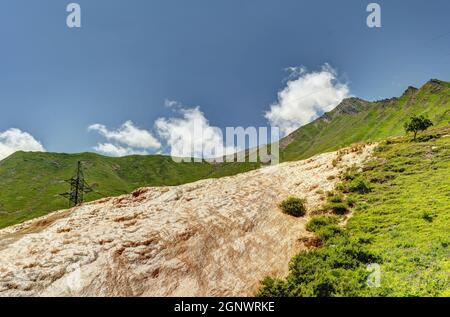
0,0,449,157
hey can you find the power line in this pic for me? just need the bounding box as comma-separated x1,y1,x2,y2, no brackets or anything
60,161,94,207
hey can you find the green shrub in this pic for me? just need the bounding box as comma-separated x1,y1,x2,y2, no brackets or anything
316,224,345,241
279,197,307,217
257,277,287,297
306,216,340,233
321,192,352,214
346,195,356,207
299,269,368,297
348,177,371,194
329,194,344,203
306,215,345,242
325,194,349,214
421,211,435,222
326,202,349,215
258,238,379,297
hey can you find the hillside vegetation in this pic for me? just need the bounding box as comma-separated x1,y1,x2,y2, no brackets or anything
259,126,450,296
280,79,450,161
0,79,448,228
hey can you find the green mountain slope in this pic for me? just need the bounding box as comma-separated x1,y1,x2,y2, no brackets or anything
280,79,450,161
0,152,257,228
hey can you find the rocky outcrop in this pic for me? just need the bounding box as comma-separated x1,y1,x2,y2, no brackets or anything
330,97,371,116
0,145,375,297
403,86,419,97
424,79,445,93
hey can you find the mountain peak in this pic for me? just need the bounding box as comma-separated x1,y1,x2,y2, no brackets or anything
420,78,446,93
427,78,444,85
402,86,418,96
424,78,447,87
331,97,370,115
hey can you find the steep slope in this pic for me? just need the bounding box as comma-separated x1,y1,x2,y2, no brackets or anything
0,152,257,228
280,79,450,161
0,144,374,296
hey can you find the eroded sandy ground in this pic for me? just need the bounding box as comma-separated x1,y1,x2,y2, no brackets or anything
0,145,374,297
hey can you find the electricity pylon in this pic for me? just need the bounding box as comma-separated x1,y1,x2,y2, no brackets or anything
60,161,93,207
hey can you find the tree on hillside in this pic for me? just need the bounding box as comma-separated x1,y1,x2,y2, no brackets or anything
404,115,433,141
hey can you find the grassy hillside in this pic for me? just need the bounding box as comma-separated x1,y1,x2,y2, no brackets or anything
280,79,450,161
0,152,257,228
259,126,450,296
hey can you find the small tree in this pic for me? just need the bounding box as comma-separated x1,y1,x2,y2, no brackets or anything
404,115,433,141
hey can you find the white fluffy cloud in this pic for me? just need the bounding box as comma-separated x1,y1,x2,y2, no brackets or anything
88,121,160,157
0,128,45,160
88,121,161,149
92,143,149,157
155,105,234,159
265,64,350,136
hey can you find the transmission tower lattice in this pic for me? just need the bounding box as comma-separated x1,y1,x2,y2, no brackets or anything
60,161,93,207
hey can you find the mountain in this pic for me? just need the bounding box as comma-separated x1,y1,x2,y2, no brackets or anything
280,79,450,161
0,79,448,228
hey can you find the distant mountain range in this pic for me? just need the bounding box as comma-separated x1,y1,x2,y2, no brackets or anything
0,79,448,228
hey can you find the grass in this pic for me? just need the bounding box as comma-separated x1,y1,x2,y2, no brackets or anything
346,127,450,296
259,126,450,296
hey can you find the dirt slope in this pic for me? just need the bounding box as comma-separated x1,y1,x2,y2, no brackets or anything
0,145,374,296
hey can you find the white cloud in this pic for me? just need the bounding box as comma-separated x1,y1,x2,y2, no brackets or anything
0,128,45,160
88,121,161,156
265,64,350,136
155,105,234,159
88,121,161,149
283,66,306,81
92,143,149,157
164,99,181,109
